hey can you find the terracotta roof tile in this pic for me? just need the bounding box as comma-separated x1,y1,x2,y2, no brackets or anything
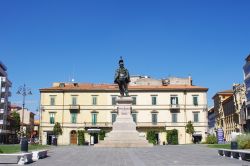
40,83,208,92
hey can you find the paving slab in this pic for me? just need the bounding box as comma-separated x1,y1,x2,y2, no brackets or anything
3,145,250,166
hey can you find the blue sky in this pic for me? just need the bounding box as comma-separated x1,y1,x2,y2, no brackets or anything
0,0,250,117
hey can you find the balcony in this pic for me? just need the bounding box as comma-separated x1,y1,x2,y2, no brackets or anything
1,98,4,103
1,77,6,83
170,104,180,109
136,122,166,128
0,109,4,113
0,129,10,134
84,122,112,128
69,105,80,110
1,87,5,93
0,120,3,124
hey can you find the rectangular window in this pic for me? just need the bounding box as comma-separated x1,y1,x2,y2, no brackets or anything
92,113,97,125
112,96,116,105
193,112,199,123
193,96,198,106
152,113,158,124
72,96,77,105
71,113,77,123
92,96,97,105
172,113,178,123
132,113,137,123
132,96,137,105
49,113,55,124
111,113,117,124
50,96,56,106
152,96,157,105
170,96,178,105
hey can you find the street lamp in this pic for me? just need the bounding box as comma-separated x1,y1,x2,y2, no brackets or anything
17,84,32,152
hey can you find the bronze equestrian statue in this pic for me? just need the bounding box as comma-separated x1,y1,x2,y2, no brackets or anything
114,57,130,96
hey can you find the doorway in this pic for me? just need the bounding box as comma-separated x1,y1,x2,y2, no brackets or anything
70,130,77,145
46,131,54,145
90,133,98,145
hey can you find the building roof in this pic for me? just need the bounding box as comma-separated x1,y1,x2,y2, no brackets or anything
212,90,233,99
40,83,208,92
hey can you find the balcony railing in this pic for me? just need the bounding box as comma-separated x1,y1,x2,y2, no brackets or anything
136,122,166,127
1,77,6,83
1,87,5,93
84,122,112,127
170,104,180,109
69,105,80,110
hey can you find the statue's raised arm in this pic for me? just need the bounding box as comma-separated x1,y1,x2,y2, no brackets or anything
114,57,130,96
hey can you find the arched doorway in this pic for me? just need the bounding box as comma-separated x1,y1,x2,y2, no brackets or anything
70,130,77,145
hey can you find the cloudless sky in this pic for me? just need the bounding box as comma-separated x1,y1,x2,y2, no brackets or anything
0,0,250,117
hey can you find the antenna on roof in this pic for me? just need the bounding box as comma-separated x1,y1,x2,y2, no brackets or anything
70,66,76,83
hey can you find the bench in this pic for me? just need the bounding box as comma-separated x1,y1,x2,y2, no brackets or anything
218,149,250,161
32,149,48,161
0,152,33,165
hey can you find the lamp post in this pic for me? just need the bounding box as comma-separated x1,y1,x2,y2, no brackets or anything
17,84,32,152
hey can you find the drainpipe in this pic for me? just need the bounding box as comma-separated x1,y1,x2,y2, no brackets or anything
62,90,65,145
184,90,187,144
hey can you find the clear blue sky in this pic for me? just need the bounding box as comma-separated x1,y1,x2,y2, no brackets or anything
0,0,250,117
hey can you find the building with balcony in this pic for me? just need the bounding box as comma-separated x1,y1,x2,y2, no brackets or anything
243,54,250,131
39,76,208,145
0,61,12,143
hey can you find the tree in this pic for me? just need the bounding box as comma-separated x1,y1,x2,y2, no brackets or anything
185,121,194,136
77,130,85,145
146,130,157,145
11,111,20,134
53,122,63,138
167,129,178,145
99,130,106,140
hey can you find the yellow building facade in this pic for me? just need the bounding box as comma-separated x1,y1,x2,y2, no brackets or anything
39,79,208,145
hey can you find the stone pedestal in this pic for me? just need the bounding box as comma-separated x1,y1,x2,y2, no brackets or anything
95,96,153,147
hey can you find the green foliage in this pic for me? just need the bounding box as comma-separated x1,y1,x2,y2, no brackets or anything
167,129,178,145
147,131,157,145
77,130,85,145
99,130,106,140
0,148,3,153
185,121,194,135
11,111,20,133
53,122,63,138
205,134,217,144
237,133,250,149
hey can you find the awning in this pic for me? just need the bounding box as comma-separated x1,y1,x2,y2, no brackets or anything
193,131,202,136
87,128,101,133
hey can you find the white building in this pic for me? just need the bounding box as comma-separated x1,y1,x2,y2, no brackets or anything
0,61,12,143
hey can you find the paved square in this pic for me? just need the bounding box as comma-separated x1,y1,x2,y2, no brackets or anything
7,145,250,166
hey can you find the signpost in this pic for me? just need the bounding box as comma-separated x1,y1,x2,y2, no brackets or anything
217,128,224,144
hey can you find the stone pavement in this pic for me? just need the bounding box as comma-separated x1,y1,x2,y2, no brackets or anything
3,145,250,166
